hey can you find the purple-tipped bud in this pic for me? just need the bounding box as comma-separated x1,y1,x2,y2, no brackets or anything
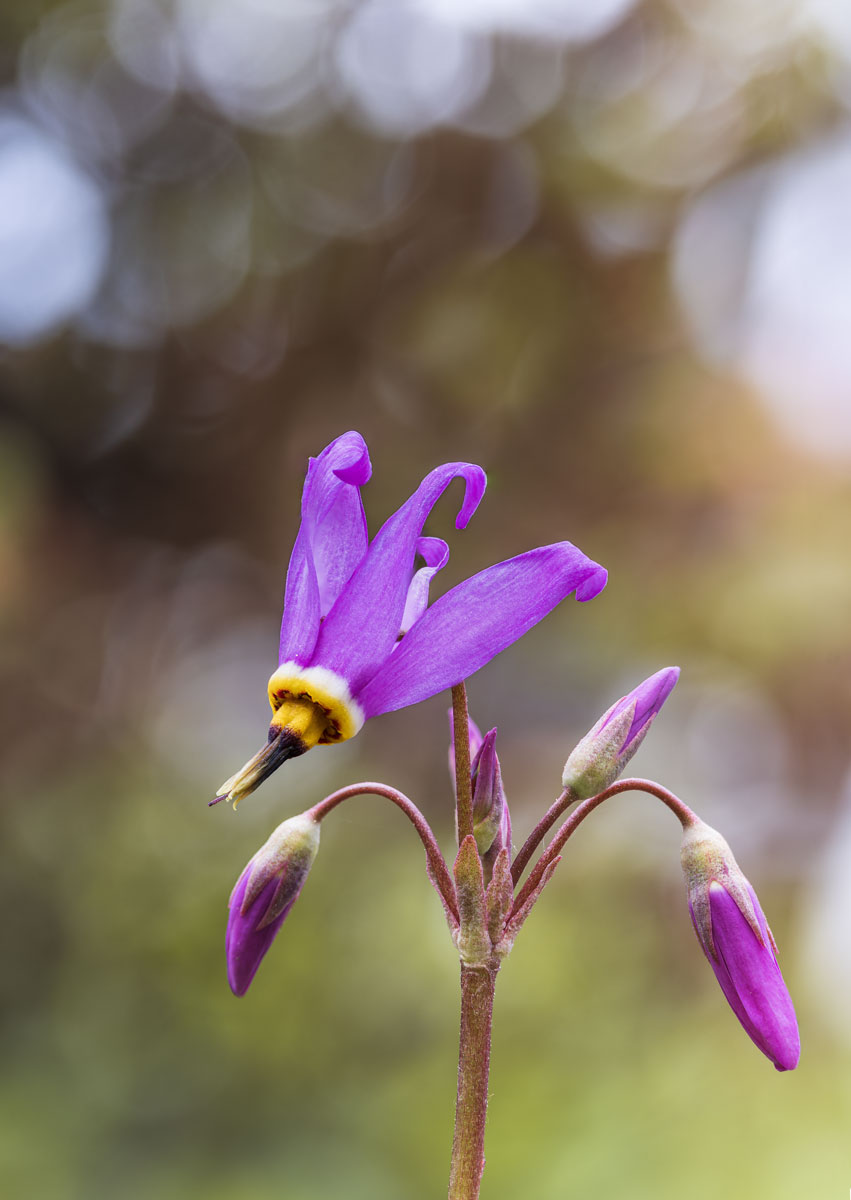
561,667,680,800
226,812,320,997
681,818,800,1071
471,729,511,859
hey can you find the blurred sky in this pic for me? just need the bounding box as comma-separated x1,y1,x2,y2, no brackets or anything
1,2,851,1198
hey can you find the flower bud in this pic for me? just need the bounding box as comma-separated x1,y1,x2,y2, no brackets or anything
561,666,679,799
226,812,320,997
453,835,491,967
681,818,800,1071
471,729,511,859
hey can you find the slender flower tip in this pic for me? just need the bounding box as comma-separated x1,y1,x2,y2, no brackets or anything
681,819,800,1071
226,812,320,997
575,563,608,602
325,430,372,485
450,464,487,529
561,665,680,798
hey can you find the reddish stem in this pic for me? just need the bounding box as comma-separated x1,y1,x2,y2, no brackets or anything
448,965,496,1200
511,785,576,884
308,782,458,924
452,682,474,843
510,777,696,920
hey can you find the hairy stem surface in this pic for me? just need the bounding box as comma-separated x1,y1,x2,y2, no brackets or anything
452,682,474,842
511,777,697,919
308,782,458,924
511,786,575,884
449,965,497,1200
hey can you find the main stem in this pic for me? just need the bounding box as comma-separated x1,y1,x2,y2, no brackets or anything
449,965,497,1200
452,682,474,842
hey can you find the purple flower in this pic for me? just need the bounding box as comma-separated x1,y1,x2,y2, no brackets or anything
561,667,679,799
226,813,320,996
681,819,800,1071
216,431,607,806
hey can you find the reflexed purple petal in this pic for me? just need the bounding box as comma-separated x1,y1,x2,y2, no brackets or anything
692,884,800,1071
357,543,607,717
277,532,320,669
399,537,450,637
312,462,486,693
311,439,372,613
278,432,372,666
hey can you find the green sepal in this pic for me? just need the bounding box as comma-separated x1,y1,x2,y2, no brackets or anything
453,835,491,967
680,818,765,958
485,848,513,948
561,701,637,800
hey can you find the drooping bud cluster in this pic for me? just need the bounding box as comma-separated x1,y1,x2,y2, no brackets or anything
561,667,679,800
680,818,800,1071
204,428,805,1200
226,812,320,996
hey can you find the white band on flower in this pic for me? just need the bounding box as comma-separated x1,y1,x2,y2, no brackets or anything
268,661,366,743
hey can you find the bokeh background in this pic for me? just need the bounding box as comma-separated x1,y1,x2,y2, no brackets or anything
2,1,851,1197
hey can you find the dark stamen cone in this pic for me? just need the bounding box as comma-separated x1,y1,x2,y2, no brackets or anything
213,727,308,808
